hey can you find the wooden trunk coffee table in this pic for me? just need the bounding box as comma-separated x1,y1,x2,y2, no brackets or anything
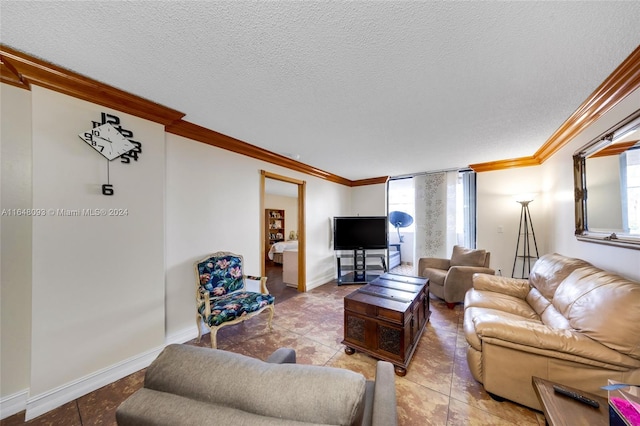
342,273,430,376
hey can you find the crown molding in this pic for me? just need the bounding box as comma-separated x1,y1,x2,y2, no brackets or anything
589,140,638,158
469,156,541,173
0,44,354,186
350,176,390,186
0,45,185,126
1,54,29,89
471,45,640,172
166,120,352,186
3,43,638,179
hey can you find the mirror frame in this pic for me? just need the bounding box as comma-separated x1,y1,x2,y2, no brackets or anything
573,109,640,250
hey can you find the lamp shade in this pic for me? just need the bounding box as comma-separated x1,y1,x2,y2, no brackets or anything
389,211,413,228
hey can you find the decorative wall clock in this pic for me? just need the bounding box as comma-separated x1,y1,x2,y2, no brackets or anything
78,112,143,195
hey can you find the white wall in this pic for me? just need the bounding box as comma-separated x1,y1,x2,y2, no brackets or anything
1,85,354,420
1,84,33,411
350,183,387,216
304,177,352,288
165,134,352,342
477,165,546,276
541,87,640,280
478,88,640,281
27,87,166,418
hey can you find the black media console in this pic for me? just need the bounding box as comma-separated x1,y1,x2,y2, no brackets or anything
336,249,387,285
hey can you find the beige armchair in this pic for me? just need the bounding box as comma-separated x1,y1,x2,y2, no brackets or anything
418,245,494,308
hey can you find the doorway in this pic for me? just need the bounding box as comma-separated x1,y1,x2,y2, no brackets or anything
260,171,306,295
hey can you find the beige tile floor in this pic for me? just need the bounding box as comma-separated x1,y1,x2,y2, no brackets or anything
3,277,546,425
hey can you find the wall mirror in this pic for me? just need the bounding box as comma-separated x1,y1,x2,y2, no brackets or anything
574,109,640,249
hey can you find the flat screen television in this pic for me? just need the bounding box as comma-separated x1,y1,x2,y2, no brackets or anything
333,216,388,250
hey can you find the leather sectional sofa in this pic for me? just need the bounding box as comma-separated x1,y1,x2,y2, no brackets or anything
463,253,640,410
116,344,397,425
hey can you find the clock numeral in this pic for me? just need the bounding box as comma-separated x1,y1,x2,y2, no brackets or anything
121,143,142,164
102,184,114,196
118,128,133,138
102,113,120,126
96,144,105,152
130,140,142,154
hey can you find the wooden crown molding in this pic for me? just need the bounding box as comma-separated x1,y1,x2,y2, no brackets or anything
469,156,541,173
590,140,638,158
166,120,353,186
1,54,29,89
471,44,640,173
351,176,390,186
4,43,638,181
1,45,185,126
0,44,356,186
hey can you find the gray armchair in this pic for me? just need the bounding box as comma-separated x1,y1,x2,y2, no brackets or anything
116,344,397,426
419,245,494,308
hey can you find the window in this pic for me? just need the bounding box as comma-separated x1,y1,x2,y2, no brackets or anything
621,147,640,234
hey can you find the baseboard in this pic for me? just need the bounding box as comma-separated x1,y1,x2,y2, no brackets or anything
15,326,203,421
165,325,201,346
305,270,336,290
0,389,29,420
24,344,164,421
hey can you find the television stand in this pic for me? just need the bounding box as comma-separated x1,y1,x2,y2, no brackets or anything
336,249,387,285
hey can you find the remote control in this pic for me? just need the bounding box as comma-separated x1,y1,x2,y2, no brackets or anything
552,385,600,408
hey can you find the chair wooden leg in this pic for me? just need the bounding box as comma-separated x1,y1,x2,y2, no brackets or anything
446,302,456,309
196,315,203,342
210,327,218,349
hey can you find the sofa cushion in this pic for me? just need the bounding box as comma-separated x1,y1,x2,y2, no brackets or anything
145,345,367,425
528,253,592,301
465,289,539,320
526,288,571,329
450,245,487,267
117,388,324,426
553,267,640,360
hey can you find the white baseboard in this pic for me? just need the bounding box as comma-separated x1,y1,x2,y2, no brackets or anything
24,344,163,421
305,271,336,290
165,325,201,346
13,326,204,421
0,389,29,420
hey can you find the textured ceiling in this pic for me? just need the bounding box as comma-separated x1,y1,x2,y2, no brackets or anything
2,1,639,180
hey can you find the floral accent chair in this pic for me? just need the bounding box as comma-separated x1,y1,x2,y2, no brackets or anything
195,252,275,348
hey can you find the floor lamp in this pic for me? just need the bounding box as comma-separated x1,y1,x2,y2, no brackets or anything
511,196,539,279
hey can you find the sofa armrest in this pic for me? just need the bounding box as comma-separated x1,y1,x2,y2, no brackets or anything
472,273,529,299
474,314,640,369
418,257,450,275
371,361,398,426
265,347,296,364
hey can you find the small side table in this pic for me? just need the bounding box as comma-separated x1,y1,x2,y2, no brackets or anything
389,243,401,263
532,377,607,426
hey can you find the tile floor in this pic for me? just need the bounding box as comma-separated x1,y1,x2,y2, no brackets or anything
2,275,545,425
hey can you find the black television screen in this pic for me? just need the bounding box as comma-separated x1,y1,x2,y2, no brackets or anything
333,216,388,250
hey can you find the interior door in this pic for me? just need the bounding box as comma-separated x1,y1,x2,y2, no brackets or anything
261,171,306,292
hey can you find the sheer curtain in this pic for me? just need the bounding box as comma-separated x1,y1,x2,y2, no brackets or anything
414,170,475,271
